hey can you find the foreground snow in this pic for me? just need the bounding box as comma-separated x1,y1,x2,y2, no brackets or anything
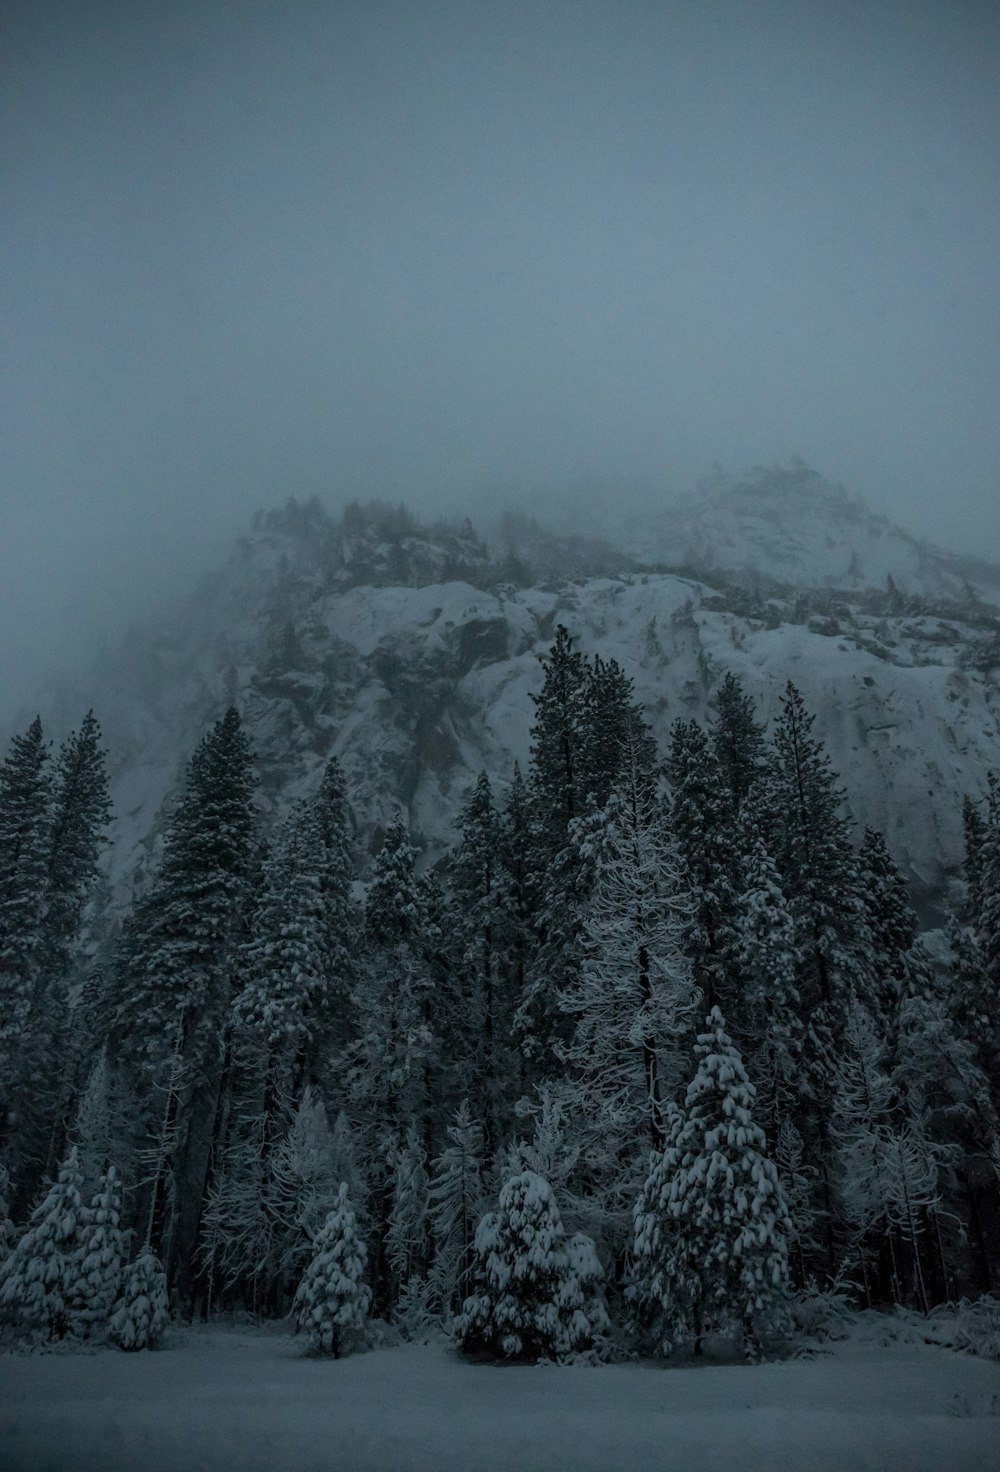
2,1325,998,1472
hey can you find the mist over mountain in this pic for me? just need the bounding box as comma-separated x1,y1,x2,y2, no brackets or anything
18,463,998,924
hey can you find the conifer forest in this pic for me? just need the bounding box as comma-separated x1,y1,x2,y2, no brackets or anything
2,627,999,1367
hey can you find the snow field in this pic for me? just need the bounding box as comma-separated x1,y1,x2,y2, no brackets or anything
1,1327,998,1472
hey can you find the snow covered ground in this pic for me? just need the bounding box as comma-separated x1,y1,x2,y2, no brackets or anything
2,1325,998,1472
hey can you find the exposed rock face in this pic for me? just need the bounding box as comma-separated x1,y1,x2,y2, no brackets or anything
29,491,1000,920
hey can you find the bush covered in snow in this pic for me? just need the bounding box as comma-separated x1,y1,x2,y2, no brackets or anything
455,1169,609,1363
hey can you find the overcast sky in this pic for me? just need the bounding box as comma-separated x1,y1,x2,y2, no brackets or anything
3,0,999,712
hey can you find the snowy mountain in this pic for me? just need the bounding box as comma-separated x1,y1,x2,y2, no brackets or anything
32,482,1000,920
560,462,1000,605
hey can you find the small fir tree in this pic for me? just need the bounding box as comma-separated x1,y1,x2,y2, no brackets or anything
0,1146,85,1341
108,1246,170,1350
292,1184,371,1357
642,1011,790,1356
455,1169,607,1363
68,1164,125,1337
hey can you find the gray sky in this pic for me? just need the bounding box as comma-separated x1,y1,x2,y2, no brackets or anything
3,0,1000,712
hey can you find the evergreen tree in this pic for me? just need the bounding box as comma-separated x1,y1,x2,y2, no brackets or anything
270,1088,343,1288
528,626,592,855
109,707,257,1303
386,1123,431,1297
233,797,337,1096
857,828,917,1028
68,1165,125,1337
352,821,439,1147
711,671,769,819
455,1170,607,1362
641,1011,790,1356
729,820,802,1136
108,1246,170,1350
43,711,112,981
448,773,515,1155
0,717,52,1168
557,742,694,1228
292,1184,371,1357
428,1102,486,1313
666,719,735,1016
770,682,866,1023
0,1146,85,1341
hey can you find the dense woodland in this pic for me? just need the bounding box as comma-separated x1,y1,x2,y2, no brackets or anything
1,627,999,1359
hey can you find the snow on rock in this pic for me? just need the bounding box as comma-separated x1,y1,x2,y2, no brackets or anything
20,503,1000,918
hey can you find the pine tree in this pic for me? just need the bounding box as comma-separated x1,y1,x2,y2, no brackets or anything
666,719,735,1016
428,1103,486,1313
108,1246,170,1350
270,1088,343,1288
558,745,694,1228
108,707,257,1303
629,1103,687,1353
650,1011,790,1356
352,821,439,1147
711,671,769,819
386,1123,431,1297
292,1184,371,1357
857,828,917,1029
455,1170,607,1362
67,1165,125,1337
448,773,516,1155
528,626,592,856
770,682,866,1024
0,717,52,1169
43,712,112,981
770,682,869,1273
729,820,802,1135
233,799,334,1092
0,1146,85,1341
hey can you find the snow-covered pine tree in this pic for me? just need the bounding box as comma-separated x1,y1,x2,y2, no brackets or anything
17,713,113,1202
730,818,802,1139
659,1010,790,1357
710,671,769,820
108,707,257,1304
455,1169,607,1363
770,682,871,1273
428,1102,486,1314
832,998,947,1309
71,1048,136,1197
67,1164,125,1338
386,1123,431,1300
857,828,918,1031
448,772,516,1156
354,820,438,1140
557,737,695,1233
292,1183,371,1357
108,1246,170,1350
496,763,539,1084
269,1087,343,1291
628,1102,688,1354
0,1145,85,1342
515,627,603,1077
666,719,736,1018
770,681,867,1029
0,717,52,1187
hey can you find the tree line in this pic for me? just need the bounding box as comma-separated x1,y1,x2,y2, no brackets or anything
1,628,998,1357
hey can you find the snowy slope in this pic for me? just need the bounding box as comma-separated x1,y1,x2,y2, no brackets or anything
31,494,1000,921
617,463,1000,605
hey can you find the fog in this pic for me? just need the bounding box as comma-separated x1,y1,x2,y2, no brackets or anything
3,0,999,716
